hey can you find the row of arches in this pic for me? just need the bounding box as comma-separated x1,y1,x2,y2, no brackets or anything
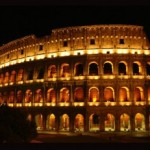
0,86,148,104
32,113,146,132
0,61,150,84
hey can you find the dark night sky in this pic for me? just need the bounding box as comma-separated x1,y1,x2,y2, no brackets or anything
0,3,150,46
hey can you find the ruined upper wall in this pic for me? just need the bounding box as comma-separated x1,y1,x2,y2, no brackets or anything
0,24,149,55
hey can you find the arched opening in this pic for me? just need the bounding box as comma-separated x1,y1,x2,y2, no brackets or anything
16,90,23,103
133,62,142,75
25,89,32,103
148,87,150,102
4,72,9,83
74,114,84,132
9,91,15,103
37,68,44,79
27,114,32,121
134,87,144,102
104,87,114,102
60,88,69,102
118,62,126,75
89,87,99,102
3,92,8,103
48,65,57,78
135,113,145,131
74,87,84,102
60,114,69,131
74,63,83,76
17,69,24,81
0,73,4,84
35,89,43,103
103,62,113,74
35,114,43,130
10,70,16,83
46,114,56,130
89,114,100,131
119,87,129,102
27,69,34,80
61,63,70,77
47,88,56,103
120,113,130,131
146,62,150,75
89,62,98,75
105,114,115,131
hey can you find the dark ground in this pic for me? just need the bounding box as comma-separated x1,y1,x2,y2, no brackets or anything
30,132,150,143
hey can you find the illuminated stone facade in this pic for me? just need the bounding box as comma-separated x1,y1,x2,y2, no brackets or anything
0,24,150,132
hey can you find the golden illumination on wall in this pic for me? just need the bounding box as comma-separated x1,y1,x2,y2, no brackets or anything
117,49,129,54
135,113,145,131
36,54,45,60
73,50,85,55
26,56,34,61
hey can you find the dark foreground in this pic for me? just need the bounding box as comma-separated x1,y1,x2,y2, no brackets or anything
30,132,150,143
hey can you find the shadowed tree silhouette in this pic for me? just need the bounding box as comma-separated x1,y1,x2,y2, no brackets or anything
0,103,37,143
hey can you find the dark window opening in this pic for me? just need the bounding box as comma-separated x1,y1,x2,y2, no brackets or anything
118,63,126,75
119,39,124,44
63,41,68,47
27,70,34,80
146,63,150,75
37,68,44,79
90,39,95,45
75,64,83,76
93,114,99,124
21,49,24,55
39,45,43,51
89,63,98,75
104,63,112,74
107,51,110,54
133,63,139,75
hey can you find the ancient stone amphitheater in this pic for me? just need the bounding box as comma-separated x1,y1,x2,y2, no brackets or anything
0,24,150,132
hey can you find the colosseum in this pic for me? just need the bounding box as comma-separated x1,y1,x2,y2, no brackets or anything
0,24,150,133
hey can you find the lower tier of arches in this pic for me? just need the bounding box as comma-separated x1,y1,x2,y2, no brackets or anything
21,106,150,132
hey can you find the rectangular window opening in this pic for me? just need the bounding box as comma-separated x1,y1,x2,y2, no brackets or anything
39,45,43,51
119,39,124,44
90,39,95,45
63,41,68,47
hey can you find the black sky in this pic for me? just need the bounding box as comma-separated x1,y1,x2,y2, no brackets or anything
0,5,150,46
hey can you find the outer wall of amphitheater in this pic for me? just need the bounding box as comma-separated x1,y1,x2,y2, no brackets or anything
0,24,150,133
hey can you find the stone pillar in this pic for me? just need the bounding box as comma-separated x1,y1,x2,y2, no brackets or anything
55,115,60,132
69,116,74,132
84,114,89,132
130,114,135,131
100,114,105,132
115,115,120,132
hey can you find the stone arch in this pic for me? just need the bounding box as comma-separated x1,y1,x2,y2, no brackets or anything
16,90,23,103
89,114,100,131
17,69,24,81
104,87,115,102
74,114,84,132
74,87,84,102
120,113,130,131
103,61,113,74
104,113,115,131
146,62,150,75
9,91,15,103
47,88,56,103
10,70,16,83
133,61,142,75
135,113,145,131
74,63,83,76
48,65,57,78
118,61,128,75
134,87,144,102
88,62,98,75
60,114,69,131
89,87,99,102
119,87,129,102
35,114,43,130
4,71,9,84
25,89,32,103
60,63,70,77
46,113,56,130
37,67,44,79
35,89,43,103
60,87,70,102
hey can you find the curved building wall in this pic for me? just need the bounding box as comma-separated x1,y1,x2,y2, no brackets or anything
0,24,150,132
